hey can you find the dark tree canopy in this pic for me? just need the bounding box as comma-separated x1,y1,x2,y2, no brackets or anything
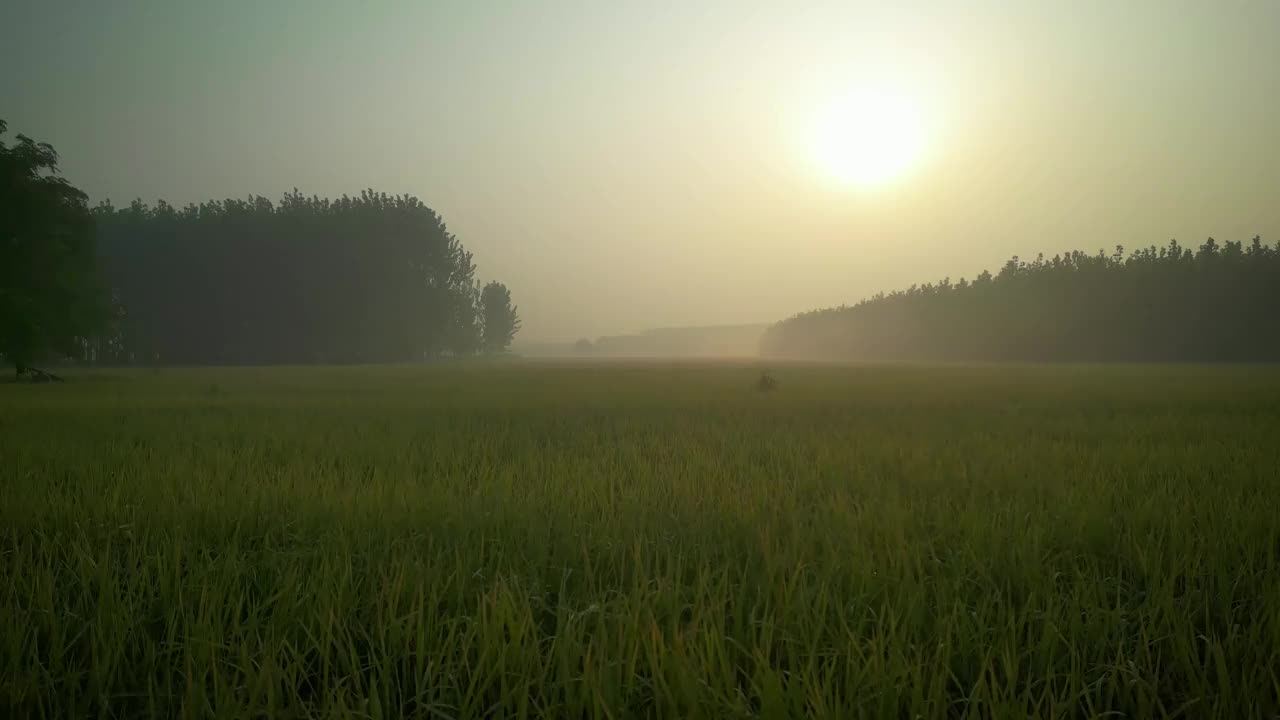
0,120,105,372
479,281,520,354
762,239,1280,362
92,190,517,365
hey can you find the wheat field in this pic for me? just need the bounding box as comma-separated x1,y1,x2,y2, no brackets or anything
2,362,1279,718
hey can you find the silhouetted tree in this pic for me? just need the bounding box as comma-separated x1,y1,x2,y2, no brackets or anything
479,281,520,354
762,238,1280,362
92,189,516,365
0,120,106,375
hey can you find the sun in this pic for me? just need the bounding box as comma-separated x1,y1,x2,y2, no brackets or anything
809,89,927,188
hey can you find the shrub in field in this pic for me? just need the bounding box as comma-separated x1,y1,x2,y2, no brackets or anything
755,371,778,392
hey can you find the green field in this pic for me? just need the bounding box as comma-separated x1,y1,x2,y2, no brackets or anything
3,363,1279,718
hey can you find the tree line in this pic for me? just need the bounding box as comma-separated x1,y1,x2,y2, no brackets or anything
91,191,519,365
762,238,1280,362
2,120,519,372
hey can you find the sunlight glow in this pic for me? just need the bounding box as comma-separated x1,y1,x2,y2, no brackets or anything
809,89,928,189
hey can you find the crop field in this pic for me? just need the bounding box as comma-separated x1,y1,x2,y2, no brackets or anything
2,362,1280,718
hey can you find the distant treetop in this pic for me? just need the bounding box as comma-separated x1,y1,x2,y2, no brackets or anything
762,239,1280,362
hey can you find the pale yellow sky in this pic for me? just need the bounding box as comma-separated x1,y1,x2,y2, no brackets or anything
4,1,1278,340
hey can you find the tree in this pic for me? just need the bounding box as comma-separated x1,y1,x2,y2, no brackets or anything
93,190,511,364
479,281,520,353
0,120,105,375
761,236,1280,363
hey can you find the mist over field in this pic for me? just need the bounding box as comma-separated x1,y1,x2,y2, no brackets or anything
4,2,1280,718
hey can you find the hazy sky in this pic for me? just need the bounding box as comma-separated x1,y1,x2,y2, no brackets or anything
5,1,1278,341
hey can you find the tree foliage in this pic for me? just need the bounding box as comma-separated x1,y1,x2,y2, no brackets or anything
479,281,520,354
762,239,1280,362
0,120,105,371
93,190,517,365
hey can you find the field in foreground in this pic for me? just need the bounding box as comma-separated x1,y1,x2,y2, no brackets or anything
2,362,1280,719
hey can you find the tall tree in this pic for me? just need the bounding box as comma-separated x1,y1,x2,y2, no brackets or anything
479,281,520,354
0,120,104,374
